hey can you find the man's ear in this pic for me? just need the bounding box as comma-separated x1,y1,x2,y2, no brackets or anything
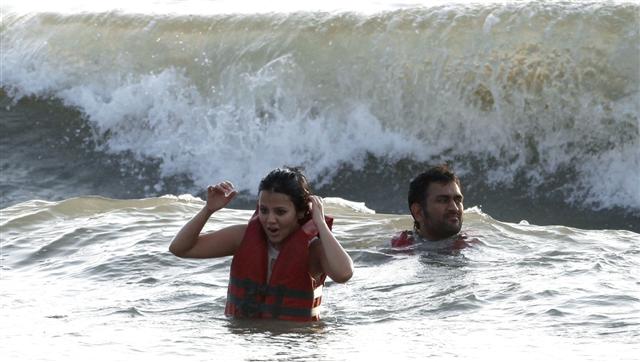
410,202,423,222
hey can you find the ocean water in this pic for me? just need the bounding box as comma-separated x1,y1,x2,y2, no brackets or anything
1,0,639,360
1,197,639,361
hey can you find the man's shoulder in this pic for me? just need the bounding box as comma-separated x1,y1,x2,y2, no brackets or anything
452,233,481,249
391,231,480,250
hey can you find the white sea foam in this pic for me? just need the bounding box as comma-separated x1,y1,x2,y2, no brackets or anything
1,3,639,212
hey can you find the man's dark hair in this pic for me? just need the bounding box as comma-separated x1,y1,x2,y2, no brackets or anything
259,166,312,215
408,164,461,229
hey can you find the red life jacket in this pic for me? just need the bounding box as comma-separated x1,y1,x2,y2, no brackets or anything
391,230,473,250
225,212,333,322
391,230,414,247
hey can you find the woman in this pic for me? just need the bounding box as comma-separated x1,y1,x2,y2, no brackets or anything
169,167,353,321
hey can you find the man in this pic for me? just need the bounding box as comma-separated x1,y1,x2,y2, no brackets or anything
391,164,474,249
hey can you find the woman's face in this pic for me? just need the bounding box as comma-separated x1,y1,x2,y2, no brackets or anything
258,190,304,246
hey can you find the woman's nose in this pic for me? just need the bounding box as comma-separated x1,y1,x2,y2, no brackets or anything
266,212,276,223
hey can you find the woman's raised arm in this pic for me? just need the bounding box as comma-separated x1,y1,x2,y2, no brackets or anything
169,182,245,258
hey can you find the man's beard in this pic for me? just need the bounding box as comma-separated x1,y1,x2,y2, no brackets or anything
428,213,462,239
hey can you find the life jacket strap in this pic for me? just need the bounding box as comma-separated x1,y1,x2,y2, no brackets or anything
229,277,316,299
227,277,323,319
227,294,321,318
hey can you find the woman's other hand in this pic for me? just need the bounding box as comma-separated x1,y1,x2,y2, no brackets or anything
308,195,325,226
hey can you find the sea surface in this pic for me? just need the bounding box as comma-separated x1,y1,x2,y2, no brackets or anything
1,0,639,361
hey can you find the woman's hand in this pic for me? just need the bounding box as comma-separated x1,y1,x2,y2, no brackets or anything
309,195,325,225
169,181,240,258
308,195,354,283
206,181,237,213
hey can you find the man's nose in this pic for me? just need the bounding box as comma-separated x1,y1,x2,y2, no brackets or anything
448,199,460,211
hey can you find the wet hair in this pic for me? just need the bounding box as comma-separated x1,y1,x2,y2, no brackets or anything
408,164,461,229
258,167,312,215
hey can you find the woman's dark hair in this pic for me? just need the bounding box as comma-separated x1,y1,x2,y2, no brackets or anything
259,167,312,214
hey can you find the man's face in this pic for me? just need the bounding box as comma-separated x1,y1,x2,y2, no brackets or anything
416,181,463,240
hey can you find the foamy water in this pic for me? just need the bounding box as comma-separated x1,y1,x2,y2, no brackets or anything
2,1,638,216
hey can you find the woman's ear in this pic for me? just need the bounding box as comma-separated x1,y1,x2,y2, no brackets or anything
305,197,313,217
298,202,309,220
